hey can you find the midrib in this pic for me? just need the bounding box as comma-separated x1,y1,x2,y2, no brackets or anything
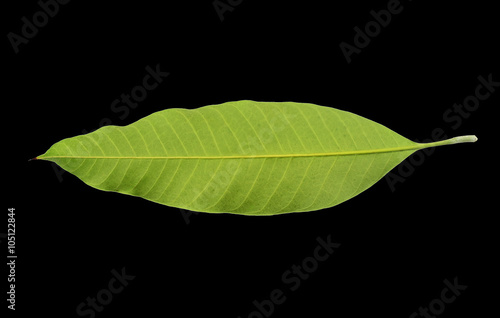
39,144,426,160
37,136,477,160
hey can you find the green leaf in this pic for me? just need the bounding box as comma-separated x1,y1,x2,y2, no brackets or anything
36,101,477,215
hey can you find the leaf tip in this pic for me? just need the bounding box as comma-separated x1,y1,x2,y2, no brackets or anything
29,155,45,161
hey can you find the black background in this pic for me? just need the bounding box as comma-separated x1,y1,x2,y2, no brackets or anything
3,0,498,317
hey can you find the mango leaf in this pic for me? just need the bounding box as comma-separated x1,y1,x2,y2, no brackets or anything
36,101,477,215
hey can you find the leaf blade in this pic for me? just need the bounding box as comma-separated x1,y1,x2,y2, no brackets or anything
37,100,476,215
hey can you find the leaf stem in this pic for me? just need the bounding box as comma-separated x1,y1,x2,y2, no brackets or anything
417,135,478,149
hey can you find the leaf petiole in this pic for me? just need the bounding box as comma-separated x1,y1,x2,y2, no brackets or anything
417,135,478,149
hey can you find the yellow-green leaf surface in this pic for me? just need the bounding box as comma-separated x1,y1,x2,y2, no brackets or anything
37,101,477,215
